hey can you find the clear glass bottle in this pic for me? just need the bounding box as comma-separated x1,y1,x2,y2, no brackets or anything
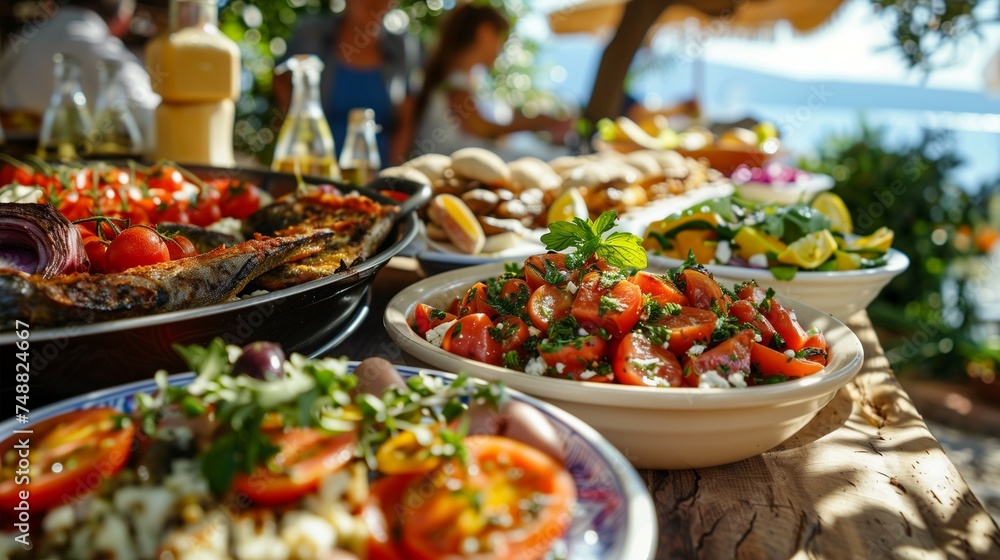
37,53,93,161
89,59,144,158
338,108,381,186
271,55,340,180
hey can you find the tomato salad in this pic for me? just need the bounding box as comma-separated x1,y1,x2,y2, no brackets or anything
412,211,830,388
0,341,576,560
0,157,266,273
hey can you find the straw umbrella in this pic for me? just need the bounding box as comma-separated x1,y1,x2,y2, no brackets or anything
548,0,849,121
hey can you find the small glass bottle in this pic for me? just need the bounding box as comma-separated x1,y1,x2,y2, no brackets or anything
338,108,381,186
37,53,93,161
89,59,144,158
271,55,340,180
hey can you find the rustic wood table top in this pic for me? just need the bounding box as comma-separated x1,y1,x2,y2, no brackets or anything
334,259,1000,559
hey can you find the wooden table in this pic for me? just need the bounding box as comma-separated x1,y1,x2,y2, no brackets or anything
336,259,1000,559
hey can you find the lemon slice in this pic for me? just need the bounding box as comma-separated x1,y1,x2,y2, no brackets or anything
547,187,589,224
776,230,838,269
811,193,853,235
849,226,894,252
834,250,862,271
733,226,787,261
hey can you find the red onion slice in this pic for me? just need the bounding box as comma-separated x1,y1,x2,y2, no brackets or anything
0,203,89,277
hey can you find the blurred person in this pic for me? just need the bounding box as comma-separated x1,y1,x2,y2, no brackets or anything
412,2,572,160
0,0,158,145
275,0,421,166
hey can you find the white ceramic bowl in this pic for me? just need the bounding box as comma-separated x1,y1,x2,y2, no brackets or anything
646,249,909,321
384,263,865,470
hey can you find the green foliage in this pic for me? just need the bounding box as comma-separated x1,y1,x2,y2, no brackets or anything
800,125,1000,378
869,0,996,72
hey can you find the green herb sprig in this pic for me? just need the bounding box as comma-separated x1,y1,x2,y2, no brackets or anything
541,210,647,272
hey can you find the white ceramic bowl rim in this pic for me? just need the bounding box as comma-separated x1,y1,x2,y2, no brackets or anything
647,248,909,282
384,262,865,410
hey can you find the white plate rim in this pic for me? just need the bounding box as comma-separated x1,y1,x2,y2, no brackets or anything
646,248,910,282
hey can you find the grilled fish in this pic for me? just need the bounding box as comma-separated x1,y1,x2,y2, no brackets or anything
0,230,335,329
247,193,399,290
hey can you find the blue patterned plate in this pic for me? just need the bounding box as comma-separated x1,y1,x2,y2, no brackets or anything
0,363,656,560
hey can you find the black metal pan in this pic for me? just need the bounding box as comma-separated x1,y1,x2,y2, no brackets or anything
0,167,429,414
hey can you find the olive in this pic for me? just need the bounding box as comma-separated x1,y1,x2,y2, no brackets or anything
232,341,286,380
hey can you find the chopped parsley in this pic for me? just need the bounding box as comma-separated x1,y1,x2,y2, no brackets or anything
598,295,624,317
430,308,447,321
503,350,522,369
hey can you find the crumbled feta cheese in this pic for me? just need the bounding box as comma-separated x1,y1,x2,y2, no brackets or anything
715,240,732,265
281,511,337,557
528,326,541,337
642,374,670,387
698,370,731,388
577,327,588,336
748,253,769,268
784,349,796,358
579,369,598,380
688,344,707,356
555,362,565,374
744,213,759,226
425,319,457,347
728,372,748,388
754,332,762,343
524,356,546,376
567,281,578,294
629,357,661,368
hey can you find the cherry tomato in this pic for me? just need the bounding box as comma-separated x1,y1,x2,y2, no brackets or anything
187,198,222,227
105,226,171,273
676,268,728,313
527,283,573,331
736,281,766,304
750,342,825,379
441,313,504,366
146,165,184,192
630,271,689,306
166,235,198,260
220,181,262,219
83,236,109,273
800,331,829,366
0,408,134,516
523,253,576,291
571,271,643,337
400,436,576,560
650,306,718,355
232,428,356,506
412,303,458,338
494,315,530,353
538,334,608,377
682,329,755,387
150,200,190,225
458,282,497,318
613,332,683,387
0,163,33,186
728,299,778,347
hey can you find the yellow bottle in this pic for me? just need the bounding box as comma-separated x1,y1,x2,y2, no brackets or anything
147,0,240,165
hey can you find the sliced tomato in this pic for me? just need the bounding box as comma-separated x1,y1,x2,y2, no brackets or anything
800,331,829,366
494,315,530,353
400,435,576,560
613,332,683,387
650,306,718,355
523,253,576,291
538,334,607,377
761,297,810,352
630,271,690,306
412,303,458,338
728,299,777,347
458,282,497,318
364,474,421,560
676,268,727,313
736,281,766,304
233,428,356,506
571,271,643,338
682,329,754,387
441,313,503,366
0,408,134,516
527,283,573,331
750,342,825,378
